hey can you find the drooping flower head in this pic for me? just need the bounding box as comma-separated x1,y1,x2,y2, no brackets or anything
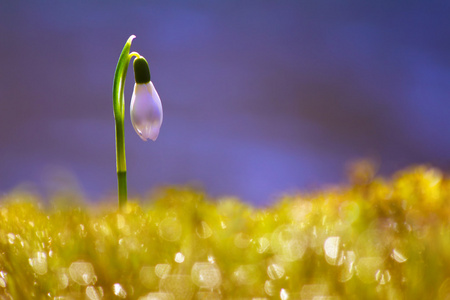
130,57,163,141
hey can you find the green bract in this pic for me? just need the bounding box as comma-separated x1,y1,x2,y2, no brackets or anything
133,57,151,84
113,35,135,124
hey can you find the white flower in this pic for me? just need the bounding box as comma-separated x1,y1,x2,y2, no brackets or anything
130,81,163,141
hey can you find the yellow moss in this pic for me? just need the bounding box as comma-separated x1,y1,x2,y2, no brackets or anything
0,165,449,299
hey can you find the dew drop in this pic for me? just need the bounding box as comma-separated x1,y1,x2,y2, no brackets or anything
338,251,356,282
324,237,339,259
69,262,96,285
264,280,276,296
29,251,48,275
267,264,285,280
280,288,289,300
86,285,103,300
113,283,127,298
191,262,222,289
7,233,15,244
324,236,344,266
391,248,407,263
175,252,185,263
376,269,391,285
271,225,307,261
257,237,270,253
155,264,171,279
196,221,212,239
0,277,6,288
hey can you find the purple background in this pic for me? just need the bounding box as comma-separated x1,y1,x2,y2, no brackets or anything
1,1,450,205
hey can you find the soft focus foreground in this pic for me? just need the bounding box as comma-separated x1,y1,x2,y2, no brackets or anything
1,165,450,299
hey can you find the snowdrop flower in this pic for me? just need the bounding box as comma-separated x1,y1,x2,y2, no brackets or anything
130,57,163,141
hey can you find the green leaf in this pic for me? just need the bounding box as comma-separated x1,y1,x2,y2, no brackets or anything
113,35,135,121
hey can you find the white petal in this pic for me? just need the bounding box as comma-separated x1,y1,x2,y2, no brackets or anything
130,82,163,141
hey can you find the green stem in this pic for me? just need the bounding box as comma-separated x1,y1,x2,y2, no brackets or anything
117,170,127,208
115,119,127,208
113,35,136,209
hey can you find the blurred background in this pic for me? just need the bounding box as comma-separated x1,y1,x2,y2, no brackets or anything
1,1,449,205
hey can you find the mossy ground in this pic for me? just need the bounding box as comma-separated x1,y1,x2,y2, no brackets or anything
1,164,450,299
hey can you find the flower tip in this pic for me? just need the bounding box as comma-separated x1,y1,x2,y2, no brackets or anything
127,35,136,44
138,130,159,142
147,128,160,142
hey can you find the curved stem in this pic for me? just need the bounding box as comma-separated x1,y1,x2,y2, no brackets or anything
129,52,140,60
113,35,136,209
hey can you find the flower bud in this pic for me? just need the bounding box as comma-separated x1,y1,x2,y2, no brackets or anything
130,57,163,141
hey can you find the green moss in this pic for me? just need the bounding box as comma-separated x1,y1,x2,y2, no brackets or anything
0,164,449,299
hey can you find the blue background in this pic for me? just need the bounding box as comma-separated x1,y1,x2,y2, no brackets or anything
1,1,449,205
